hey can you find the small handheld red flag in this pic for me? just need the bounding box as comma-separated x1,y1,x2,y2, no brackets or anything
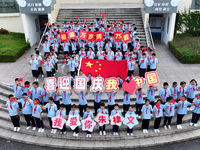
102,12,105,15
63,59,66,63
76,15,78,18
24,56,27,59
85,17,88,19
18,77,23,82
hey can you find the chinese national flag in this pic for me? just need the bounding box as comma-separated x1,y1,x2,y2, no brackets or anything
80,58,127,81
114,32,122,41
79,30,87,40
60,32,68,42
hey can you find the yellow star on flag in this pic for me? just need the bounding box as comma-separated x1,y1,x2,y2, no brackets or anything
85,61,93,68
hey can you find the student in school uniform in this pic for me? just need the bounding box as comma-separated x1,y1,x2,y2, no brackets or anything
42,40,50,56
115,48,123,61
97,47,105,60
153,99,169,133
106,91,117,115
125,74,135,83
31,99,44,132
41,84,49,106
186,79,198,111
61,90,72,115
56,104,67,135
87,48,95,59
127,59,135,76
159,82,171,103
65,56,77,77
135,88,146,118
107,48,115,61
147,85,158,108
71,40,77,54
150,53,158,71
117,75,123,87
176,95,193,129
96,41,104,51
42,57,53,77
141,100,153,134
73,90,88,118
0,78,23,100
41,97,57,134
83,106,94,138
69,104,79,137
49,87,60,109
97,103,108,136
51,40,59,54
1,94,20,132
178,81,187,100
30,82,42,104
35,51,44,78
17,93,36,130
93,91,102,116
29,55,39,81
170,82,179,100
123,90,131,116
111,104,122,136
79,47,86,59
126,106,136,136
164,96,178,129
22,81,31,99
190,96,200,127
139,53,148,78
61,41,70,56
79,40,86,51
105,40,112,52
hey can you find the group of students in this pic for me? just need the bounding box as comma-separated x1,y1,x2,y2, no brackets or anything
1,78,200,137
28,16,158,80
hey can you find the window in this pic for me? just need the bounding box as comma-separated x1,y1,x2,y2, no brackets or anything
0,0,19,13
191,0,200,10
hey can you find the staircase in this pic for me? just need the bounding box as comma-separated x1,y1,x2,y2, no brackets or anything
56,8,147,46
55,8,147,63
0,83,200,149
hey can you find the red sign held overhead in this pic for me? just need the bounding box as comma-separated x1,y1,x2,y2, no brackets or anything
114,32,122,41
79,30,88,40
59,32,68,42
67,31,76,40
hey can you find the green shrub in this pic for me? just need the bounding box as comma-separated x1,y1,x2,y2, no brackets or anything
0,32,30,62
169,34,200,64
0,28,9,34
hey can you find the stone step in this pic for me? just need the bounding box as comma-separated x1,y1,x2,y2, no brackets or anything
0,116,199,149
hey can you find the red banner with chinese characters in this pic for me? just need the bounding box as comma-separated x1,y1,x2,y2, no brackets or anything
87,32,95,41
59,32,68,42
67,31,76,40
122,32,131,42
79,30,88,40
80,58,127,81
95,32,104,41
114,32,122,41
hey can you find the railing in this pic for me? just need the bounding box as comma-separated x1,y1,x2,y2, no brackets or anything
145,22,156,51
37,21,49,49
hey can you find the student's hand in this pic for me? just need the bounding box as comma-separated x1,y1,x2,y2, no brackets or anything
167,113,170,115
141,117,143,120
40,117,42,120
39,95,42,97
154,117,156,120
18,113,20,116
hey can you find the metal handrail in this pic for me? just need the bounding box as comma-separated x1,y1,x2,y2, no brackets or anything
145,22,156,50
147,22,155,50
37,21,49,49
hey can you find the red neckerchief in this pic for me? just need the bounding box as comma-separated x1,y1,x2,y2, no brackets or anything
23,100,27,108
10,101,13,110
34,105,37,114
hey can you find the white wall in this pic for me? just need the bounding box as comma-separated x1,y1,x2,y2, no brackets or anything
161,13,176,45
56,0,143,4
21,14,40,46
177,0,192,12
0,13,24,33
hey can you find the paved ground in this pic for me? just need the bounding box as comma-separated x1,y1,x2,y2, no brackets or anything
1,137,200,150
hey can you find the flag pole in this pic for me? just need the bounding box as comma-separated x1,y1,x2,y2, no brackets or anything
78,58,82,76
